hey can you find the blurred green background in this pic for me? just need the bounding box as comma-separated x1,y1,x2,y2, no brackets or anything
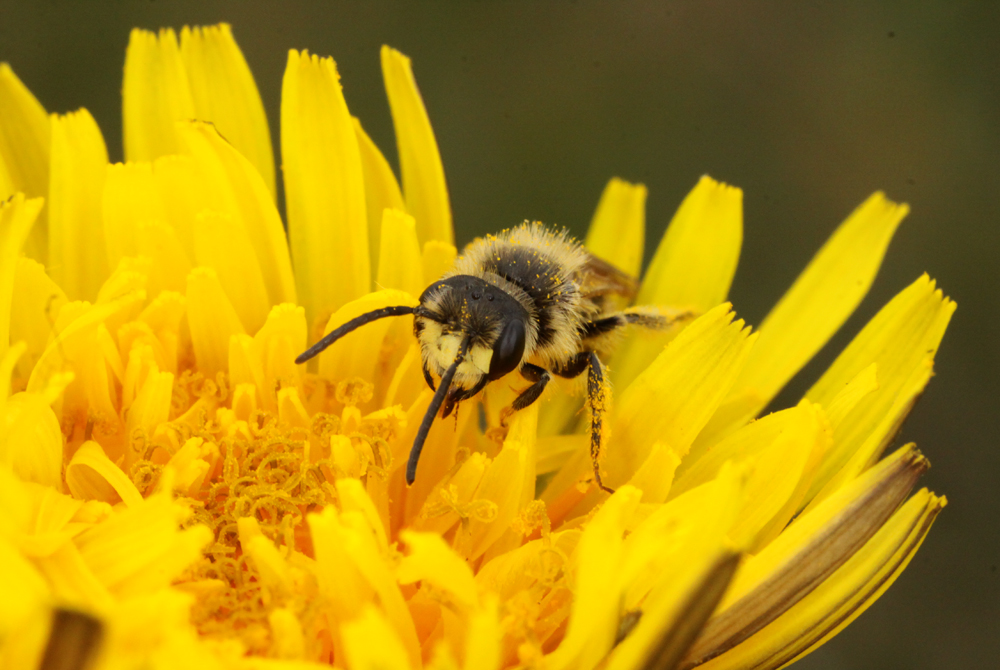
3,1,997,668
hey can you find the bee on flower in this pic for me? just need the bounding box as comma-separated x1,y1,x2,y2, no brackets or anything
0,23,950,670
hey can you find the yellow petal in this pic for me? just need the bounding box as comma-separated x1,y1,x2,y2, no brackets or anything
584,177,646,278
185,267,246,377
124,368,174,465
251,303,307,409
612,175,742,390
398,530,478,609
545,486,641,670
693,490,945,670
606,303,756,487
281,50,369,333
177,121,296,310
0,194,42,362
48,109,110,301
464,596,501,670
381,46,453,246
308,506,373,621
624,443,680,505
193,209,271,333
707,192,908,442
73,491,211,597
179,24,276,197
65,440,143,507
377,209,424,297
464,405,538,560
1,391,62,488
0,64,50,262
9,259,67,382
134,220,192,295
684,444,928,665
355,117,406,268
422,240,457,284
803,275,954,507
317,289,418,397
0,535,50,641
341,606,412,670
101,161,167,270
726,402,828,552
122,28,195,162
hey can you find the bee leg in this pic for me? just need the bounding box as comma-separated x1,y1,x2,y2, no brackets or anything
586,351,615,494
499,363,551,426
581,307,693,340
552,351,590,378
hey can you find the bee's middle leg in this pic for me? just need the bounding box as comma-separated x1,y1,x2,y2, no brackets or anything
499,363,552,426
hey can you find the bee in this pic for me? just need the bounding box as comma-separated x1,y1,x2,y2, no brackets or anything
296,223,678,490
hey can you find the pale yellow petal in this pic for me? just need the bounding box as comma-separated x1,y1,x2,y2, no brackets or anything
606,303,756,487
251,303,308,409
186,266,246,377
307,506,373,621
706,192,908,443
545,486,641,670
381,46,453,245
282,50,369,333
355,117,406,268
0,194,43,362
193,209,271,333
122,28,194,162
48,109,110,301
613,175,742,390
341,606,412,670
802,275,954,507
178,121,296,309
463,596,501,670
693,490,945,670
584,177,646,278
0,536,50,642
397,530,478,609
102,161,167,271
73,491,211,597
726,402,828,552
377,209,424,297
422,240,457,284
464,405,538,560
180,24,276,197
65,440,143,507
134,220,192,295
317,290,418,399
0,64,50,262
0,391,62,488
9,259,67,382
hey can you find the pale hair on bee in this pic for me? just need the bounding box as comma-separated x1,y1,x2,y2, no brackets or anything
296,222,687,490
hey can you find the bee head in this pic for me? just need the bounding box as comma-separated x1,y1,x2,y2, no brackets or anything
415,275,533,387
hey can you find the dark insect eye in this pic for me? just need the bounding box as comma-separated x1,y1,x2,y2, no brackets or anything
488,320,526,380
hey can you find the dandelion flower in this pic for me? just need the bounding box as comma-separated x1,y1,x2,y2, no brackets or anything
0,24,951,670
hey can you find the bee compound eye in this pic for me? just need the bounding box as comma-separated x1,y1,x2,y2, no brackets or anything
488,319,526,380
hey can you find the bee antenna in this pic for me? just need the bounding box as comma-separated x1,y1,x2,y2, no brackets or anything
295,305,415,364
406,335,471,485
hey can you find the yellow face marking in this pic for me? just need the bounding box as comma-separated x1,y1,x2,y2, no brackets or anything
469,345,493,375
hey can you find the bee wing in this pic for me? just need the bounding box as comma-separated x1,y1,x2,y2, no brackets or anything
578,251,640,301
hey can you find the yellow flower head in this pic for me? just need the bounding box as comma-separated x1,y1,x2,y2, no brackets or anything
0,24,951,670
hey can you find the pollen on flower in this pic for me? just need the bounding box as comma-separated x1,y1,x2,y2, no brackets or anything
121,365,406,656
